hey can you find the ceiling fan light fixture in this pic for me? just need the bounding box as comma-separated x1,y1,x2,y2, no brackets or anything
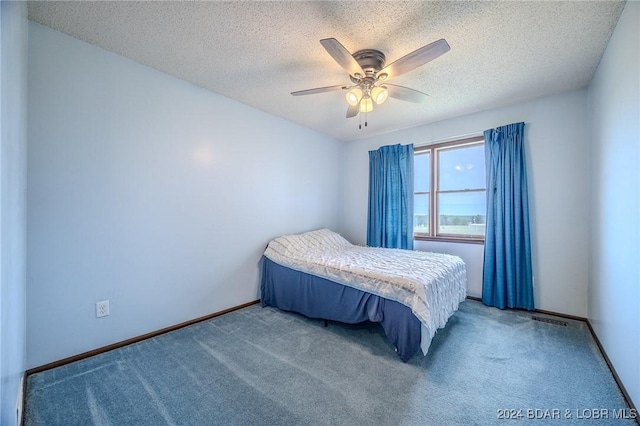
360,96,373,113
371,86,388,104
295,37,450,128
345,87,363,106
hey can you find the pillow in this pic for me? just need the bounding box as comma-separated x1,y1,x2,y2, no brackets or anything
266,229,351,260
294,229,351,249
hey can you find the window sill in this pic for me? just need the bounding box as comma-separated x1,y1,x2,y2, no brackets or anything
414,235,485,245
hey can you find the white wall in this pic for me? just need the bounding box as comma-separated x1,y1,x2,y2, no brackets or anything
340,89,590,317
27,22,344,369
0,1,28,425
587,1,639,408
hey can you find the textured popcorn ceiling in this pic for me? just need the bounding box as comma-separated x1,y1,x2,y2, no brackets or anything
28,1,625,142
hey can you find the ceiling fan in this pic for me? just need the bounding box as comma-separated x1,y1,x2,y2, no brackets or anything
291,38,450,126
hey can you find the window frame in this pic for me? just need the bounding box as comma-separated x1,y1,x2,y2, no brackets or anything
414,135,486,244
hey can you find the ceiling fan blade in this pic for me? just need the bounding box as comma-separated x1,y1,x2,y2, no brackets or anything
346,103,359,118
291,84,348,96
378,39,450,81
386,84,429,104
320,38,366,78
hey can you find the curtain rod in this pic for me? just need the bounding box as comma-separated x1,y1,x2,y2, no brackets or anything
413,130,485,148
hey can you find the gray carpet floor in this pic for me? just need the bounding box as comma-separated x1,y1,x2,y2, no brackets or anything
25,300,635,425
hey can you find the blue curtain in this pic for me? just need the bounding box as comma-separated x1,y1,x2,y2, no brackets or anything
483,123,534,310
366,144,414,250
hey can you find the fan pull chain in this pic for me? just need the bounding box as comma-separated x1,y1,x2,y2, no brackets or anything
358,111,369,129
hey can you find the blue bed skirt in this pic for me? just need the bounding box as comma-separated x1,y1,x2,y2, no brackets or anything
260,257,421,361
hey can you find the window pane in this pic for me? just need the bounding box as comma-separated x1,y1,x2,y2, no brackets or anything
438,144,485,191
414,194,429,234
414,151,430,193
437,192,486,236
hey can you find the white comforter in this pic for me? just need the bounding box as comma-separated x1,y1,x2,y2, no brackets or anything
263,229,467,354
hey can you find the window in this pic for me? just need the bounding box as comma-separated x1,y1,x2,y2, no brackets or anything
414,136,486,243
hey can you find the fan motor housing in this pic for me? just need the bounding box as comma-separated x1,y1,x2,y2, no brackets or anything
352,49,386,74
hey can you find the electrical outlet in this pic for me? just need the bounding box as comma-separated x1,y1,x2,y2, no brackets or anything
96,300,110,318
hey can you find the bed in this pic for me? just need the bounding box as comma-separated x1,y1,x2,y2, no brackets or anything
260,229,467,361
